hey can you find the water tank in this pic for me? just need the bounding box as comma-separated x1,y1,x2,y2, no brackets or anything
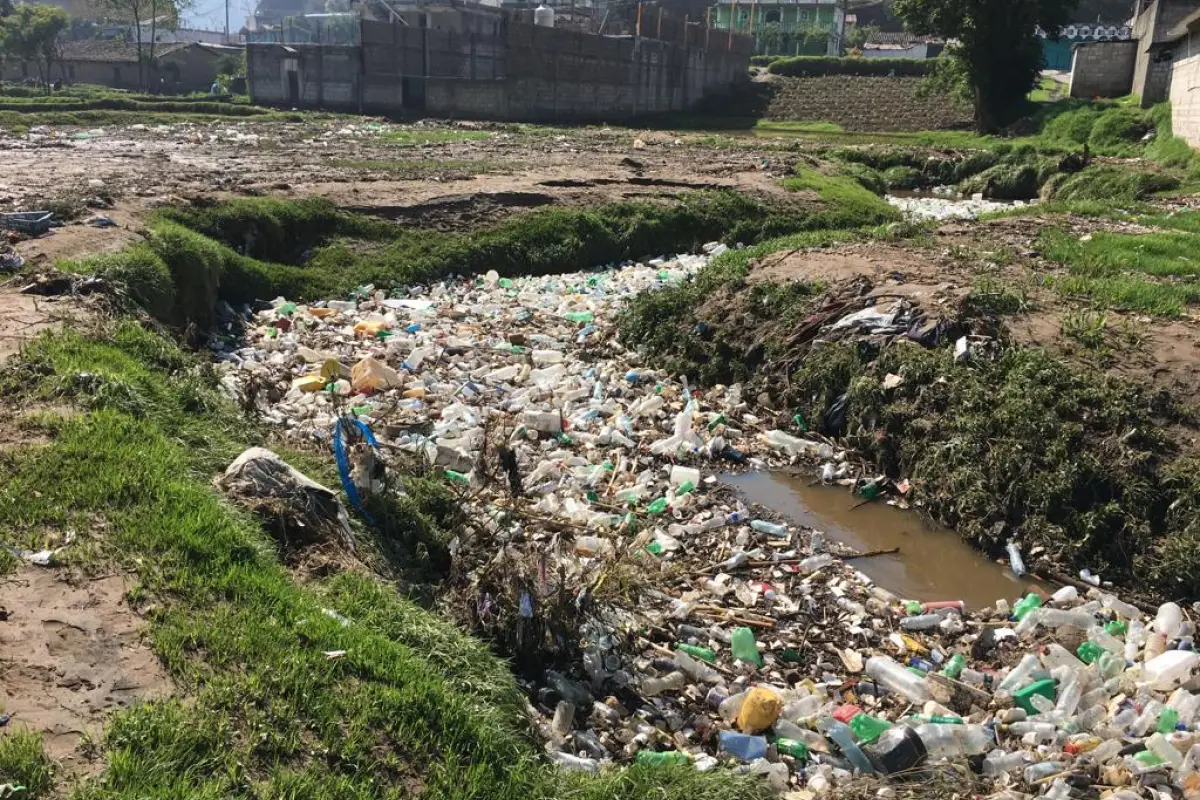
534,4,555,27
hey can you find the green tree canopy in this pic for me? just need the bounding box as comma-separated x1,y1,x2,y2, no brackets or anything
0,5,69,90
892,0,1079,133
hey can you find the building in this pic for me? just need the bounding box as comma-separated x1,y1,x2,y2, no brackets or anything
711,0,844,56
247,4,751,119
1039,21,1134,70
1131,0,1200,106
1165,7,1200,144
861,31,944,59
1,40,244,92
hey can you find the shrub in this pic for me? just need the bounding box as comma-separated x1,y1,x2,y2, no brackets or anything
883,165,924,189
69,244,176,321
767,56,936,78
1044,165,1180,202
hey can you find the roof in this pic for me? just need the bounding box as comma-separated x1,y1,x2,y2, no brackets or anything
58,40,241,63
59,40,191,62
864,31,942,46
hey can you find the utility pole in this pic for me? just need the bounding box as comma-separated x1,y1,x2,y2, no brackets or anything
225,0,230,42
837,0,847,56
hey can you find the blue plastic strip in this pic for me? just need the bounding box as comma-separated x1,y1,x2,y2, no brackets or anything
333,418,379,522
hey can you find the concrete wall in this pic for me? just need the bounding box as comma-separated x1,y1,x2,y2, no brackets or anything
248,17,751,120
1132,0,1198,105
3,46,229,93
1170,29,1200,146
1070,40,1138,98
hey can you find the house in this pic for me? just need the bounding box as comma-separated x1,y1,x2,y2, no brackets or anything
1,40,244,93
861,31,944,59
1131,0,1200,106
711,0,844,56
1164,7,1200,144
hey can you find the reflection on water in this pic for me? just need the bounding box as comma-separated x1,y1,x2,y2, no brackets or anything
725,471,1043,609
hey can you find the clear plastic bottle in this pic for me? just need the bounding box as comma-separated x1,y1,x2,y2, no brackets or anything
1088,625,1124,654
642,671,686,697
997,653,1041,694
915,723,994,758
1056,678,1083,716
900,614,942,631
799,554,836,574
1042,643,1087,673
1024,761,1066,783
982,750,1027,775
1147,732,1184,769
750,519,788,537
1157,602,1184,639
548,751,598,773
865,656,933,703
818,718,876,774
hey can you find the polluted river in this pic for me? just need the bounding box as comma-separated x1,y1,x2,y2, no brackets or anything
215,246,1200,795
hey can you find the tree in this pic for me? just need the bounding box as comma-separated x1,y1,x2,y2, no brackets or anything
1,6,69,91
100,0,190,90
892,0,1080,133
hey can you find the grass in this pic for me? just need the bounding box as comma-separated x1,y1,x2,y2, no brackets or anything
0,321,769,800
0,729,55,798
1039,227,1200,316
781,166,901,228
330,159,508,178
73,189,899,327
381,130,492,146
751,120,996,148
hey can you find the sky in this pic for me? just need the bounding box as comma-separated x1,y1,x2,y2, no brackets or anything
179,0,257,32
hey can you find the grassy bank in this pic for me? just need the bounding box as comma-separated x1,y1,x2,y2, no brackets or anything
617,231,1200,597
69,187,897,328
0,320,766,800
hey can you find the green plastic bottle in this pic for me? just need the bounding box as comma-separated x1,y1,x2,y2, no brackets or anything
647,497,668,515
498,278,515,289
775,738,809,760
636,750,690,766
444,469,470,485
1159,707,1180,734
565,311,594,324
1105,619,1128,637
941,653,967,679
674,481,696,496
1013,593,1043,621
848,713,891,745
707,414,726,431
1077,641,1104,664
857,481,882,500
793,412,808,432
730,627,763,667
779,648,802,664
677,643,716,663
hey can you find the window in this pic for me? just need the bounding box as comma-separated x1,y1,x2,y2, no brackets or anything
799,9,809,21
68,65,75,80
114,67,122,82
765,10,780,23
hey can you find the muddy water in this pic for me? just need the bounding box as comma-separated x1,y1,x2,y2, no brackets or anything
726,472,1040,608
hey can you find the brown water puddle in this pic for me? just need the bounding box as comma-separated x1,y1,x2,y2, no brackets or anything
726,471,1043,609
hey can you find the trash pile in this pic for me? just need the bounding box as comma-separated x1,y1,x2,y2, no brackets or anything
886,192,1028,222
215,249,1200,797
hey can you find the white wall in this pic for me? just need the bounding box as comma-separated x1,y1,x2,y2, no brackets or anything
1170,31,1200,146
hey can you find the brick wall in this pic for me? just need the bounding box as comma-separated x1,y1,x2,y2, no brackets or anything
1170,33,1200,146
249,17,750,120
1069,41,1137,99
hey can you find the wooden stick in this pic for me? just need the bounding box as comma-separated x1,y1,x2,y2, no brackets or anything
844,547,900,559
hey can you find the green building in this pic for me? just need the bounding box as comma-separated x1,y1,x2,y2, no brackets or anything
711,0,844,55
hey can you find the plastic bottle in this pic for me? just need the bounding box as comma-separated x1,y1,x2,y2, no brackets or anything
636,750,690,766
915,724,994,758
730,627,763,667
899,614,942,632
983,750,1028,775
1013,593,1043,620
1043,643,1086,673
551,701,575,736
676,643,716,662
1024,761,1066,783
775,737,809,760
799,554,836,573
749,519,788,537
1006,541,1027,577
1157,602,1184,640
762,430,833,459
997,653,1041,695
1088,625,1125,654
1055,679,1082,716
818,718,876,774
674,650,721,684
941,653,966,679
1050,585,1079,604
718,730,768,762
1147,732,1185,769
548,751,598,773
849,713,891,744
865,726,927,775
668,465,700,488
1145,631,1168,663
642,671,686,696
718,691,747,723
865,656,933,703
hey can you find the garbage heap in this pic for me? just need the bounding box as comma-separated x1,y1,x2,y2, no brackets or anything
215,249,1200,798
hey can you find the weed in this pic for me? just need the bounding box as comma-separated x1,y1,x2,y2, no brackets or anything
381,129,492,146
967,275,1028,315
1061,309,1109,349
1043,166,1180,203
781,167,900,228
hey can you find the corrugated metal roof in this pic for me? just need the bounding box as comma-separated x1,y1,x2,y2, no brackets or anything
59,40,192,63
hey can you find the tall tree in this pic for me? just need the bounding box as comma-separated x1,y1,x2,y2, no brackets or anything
100,0,189,89
1,6,69,92
892,0,1080,133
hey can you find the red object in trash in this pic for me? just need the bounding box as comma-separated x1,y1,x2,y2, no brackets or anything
921,600,966,613
833,704,862,724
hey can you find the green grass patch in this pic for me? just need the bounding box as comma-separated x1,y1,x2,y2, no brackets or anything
1041,165,1180,203
0,322,768,800
1039,227,1200,315
781,167,901,228
0,729,55,798
752,121,994,149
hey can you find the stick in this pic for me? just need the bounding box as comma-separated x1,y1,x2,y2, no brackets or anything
844,547,899,559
